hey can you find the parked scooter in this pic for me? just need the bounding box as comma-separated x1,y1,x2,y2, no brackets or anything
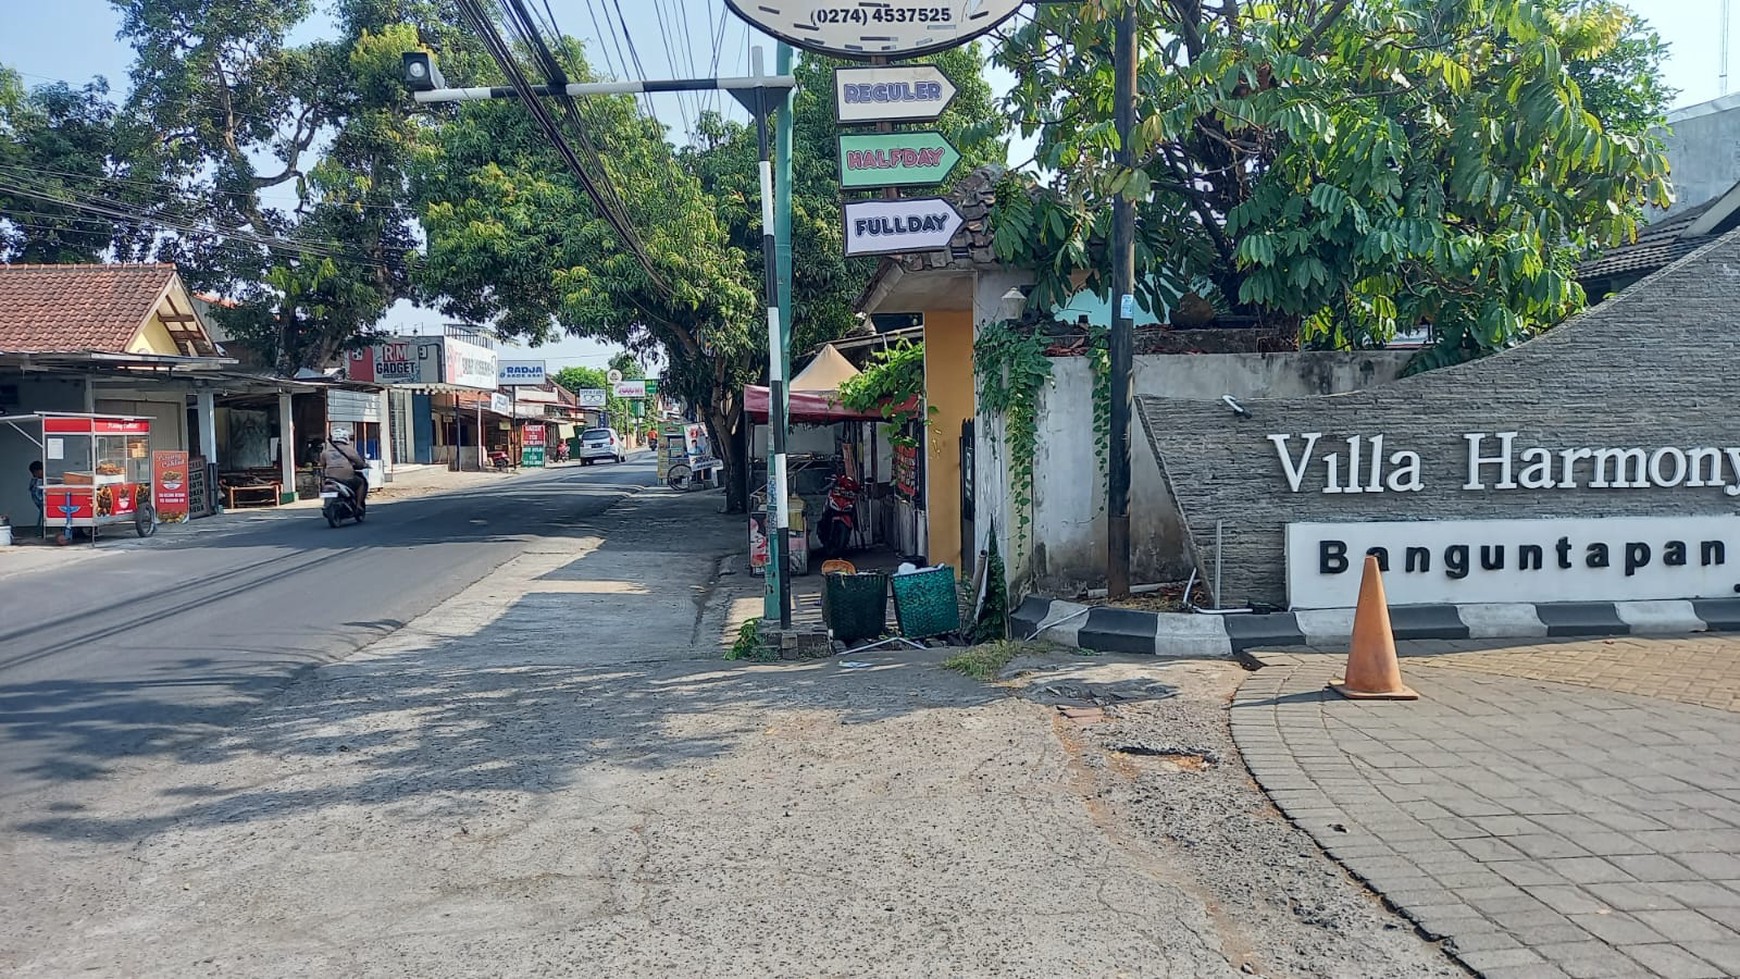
319,470,366,527
816,473,861,558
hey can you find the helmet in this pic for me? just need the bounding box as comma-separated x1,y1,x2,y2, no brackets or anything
330,427,353,444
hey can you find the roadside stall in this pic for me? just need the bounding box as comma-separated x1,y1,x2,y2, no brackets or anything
0,412,157,541
658,422,722,490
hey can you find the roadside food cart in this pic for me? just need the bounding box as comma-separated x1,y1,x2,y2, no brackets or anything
658,422,721,490
0,413,157,541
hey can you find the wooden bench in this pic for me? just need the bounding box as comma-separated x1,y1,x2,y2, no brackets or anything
225,482,281,509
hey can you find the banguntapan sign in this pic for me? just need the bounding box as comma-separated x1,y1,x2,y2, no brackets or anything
1287,515,1740,608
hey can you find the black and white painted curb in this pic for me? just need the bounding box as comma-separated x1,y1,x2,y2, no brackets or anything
1011,595,1740,657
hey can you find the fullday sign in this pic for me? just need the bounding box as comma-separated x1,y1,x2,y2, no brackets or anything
833,65,956,124
842,197,963,257
612,379,648,399
725,0,1023,60
497,359,547,386
837,131,959,189
1287,515,1740,608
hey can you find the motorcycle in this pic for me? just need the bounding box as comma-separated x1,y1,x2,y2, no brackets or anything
816,473,861,558
319,470,366,527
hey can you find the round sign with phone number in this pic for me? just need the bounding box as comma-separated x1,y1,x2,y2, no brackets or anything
725,0,1022,59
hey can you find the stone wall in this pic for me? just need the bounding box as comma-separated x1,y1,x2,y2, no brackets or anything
1140,227,1740,607
1024,349,1413,595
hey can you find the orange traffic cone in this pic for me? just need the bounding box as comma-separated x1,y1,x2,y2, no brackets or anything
1330,554,1419,700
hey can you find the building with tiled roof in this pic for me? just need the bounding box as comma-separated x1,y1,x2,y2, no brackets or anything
0,263,222,358
1578,180,1740,302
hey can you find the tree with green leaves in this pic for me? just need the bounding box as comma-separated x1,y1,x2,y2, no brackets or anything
408,42,762,509
993,0,1672,368
607,350,645,380
0,68,168,264
552,364,633,431
24,0,487,371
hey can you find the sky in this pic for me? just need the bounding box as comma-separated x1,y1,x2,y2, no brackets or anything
0,0,1730,365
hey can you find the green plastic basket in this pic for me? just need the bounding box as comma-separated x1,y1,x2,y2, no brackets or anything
890,566,960,639
823,572,888,644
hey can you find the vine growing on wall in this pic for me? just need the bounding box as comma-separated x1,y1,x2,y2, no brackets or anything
839,340,929,447
974,319,1054,550
1087,324,1110,486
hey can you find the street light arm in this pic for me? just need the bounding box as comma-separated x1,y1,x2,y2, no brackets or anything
413,75,798,104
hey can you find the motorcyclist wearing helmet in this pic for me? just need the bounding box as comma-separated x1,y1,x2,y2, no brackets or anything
319,428,370,510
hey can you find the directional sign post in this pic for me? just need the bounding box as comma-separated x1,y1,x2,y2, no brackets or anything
842,198,964,257
833,65,956,124
838,131,959,189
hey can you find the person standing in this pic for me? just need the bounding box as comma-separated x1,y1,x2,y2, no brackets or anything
28,460,45,535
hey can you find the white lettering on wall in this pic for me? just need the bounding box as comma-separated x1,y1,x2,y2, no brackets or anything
1270,432,1740,495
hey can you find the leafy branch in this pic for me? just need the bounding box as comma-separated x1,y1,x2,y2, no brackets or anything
974,320,1053,557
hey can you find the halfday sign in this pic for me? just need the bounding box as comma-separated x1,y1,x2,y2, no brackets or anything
842,197,964,257
837,131,960,189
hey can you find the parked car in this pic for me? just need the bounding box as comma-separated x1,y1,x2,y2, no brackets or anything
578,427,625,465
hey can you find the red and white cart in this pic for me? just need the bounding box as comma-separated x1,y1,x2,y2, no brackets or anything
1,412,157,541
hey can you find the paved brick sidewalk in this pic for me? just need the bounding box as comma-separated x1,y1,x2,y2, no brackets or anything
1233,645,1740,979
1405,635,1740,712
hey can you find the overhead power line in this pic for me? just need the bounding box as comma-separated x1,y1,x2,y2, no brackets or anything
0,175,399,268
453,0,672,295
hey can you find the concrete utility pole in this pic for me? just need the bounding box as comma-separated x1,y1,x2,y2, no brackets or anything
404,52,799,627
1107,0,1137,600
770,42,797,628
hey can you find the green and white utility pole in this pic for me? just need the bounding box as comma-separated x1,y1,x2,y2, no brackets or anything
766,41,796,626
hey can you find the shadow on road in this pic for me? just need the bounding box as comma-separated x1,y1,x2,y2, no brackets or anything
10,605,1002,842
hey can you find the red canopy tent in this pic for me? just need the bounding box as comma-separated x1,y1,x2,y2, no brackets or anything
744,385,900,425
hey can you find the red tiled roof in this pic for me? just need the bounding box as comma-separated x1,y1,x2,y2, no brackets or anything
0,263,180,353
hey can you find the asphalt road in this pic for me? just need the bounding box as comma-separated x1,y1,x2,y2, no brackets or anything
0,457,654,802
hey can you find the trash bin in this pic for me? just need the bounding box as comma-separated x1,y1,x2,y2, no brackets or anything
824,571,888,644
891,565,961,639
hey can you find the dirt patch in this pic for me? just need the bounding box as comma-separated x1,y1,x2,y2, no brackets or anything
1008,657,1461,979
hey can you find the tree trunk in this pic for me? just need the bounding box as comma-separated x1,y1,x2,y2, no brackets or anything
706,400,748,515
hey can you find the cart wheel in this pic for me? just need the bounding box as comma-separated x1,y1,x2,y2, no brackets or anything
666,464,693,491
134,502,157,538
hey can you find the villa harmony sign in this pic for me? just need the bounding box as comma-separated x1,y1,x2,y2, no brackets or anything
1272,430,1740,606
1269,432,1740,495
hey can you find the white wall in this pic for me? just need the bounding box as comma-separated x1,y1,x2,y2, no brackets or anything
983,349,1415,596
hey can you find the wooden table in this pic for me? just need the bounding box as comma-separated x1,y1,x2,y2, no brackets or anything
225,482,281,509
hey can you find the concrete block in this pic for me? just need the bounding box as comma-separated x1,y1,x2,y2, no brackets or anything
1532,601,1630,637
1151,613,1233,658
1390,604,1472,640
1460,603,1549,639
1222,611,1306,652
1295,608,1355,644
1616,600,1707,635
1077,606,1161,654
1692,599,1740,632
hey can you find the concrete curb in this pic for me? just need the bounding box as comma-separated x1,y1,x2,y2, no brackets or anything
1012,595,1740,657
